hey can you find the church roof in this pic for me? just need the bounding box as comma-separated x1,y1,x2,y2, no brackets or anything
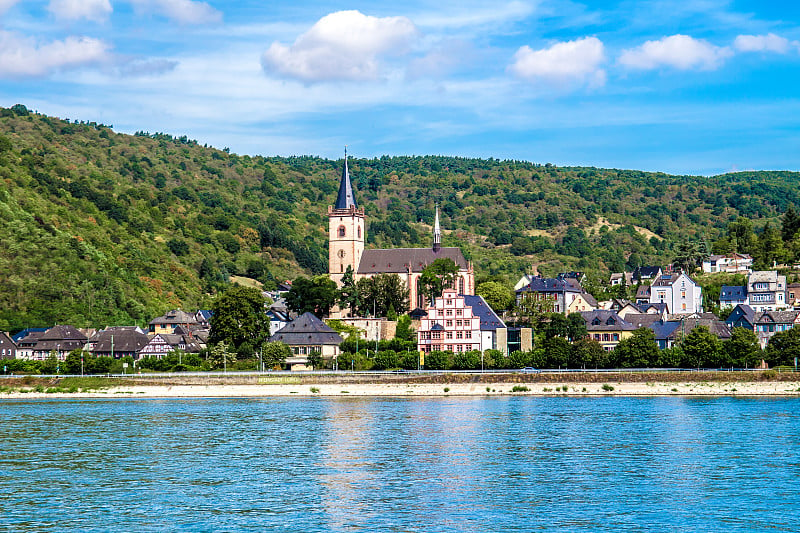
357,247,468,274
334,150,358,210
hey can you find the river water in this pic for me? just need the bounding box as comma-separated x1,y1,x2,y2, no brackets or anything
0,397,798,532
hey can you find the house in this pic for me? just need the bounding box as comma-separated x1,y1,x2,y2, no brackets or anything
266,299,293,335
417,288,507,355
633,266,662,283
609,272,633,286
0,332,16,359
13,329,48,359
746,271,788,311
702,253,753,274
21,325,88,361
580,310,638,351
195,310,213,329
328,152,474,311
726,304,757,331
720,285,748,308
754,310,800,349
515,274,584,314
567,292,598,314
648,273,703,314
635,284,651,305
148,309,199,335
788,283,800,308
654,313,732,349
86,327,149,359
138,330,203,359
269,312,343,371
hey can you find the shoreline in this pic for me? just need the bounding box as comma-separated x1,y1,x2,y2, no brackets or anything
3,380,800,399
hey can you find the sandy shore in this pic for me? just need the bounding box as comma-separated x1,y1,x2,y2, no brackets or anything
3,380,800,399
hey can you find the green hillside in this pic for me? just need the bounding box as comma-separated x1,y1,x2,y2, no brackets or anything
1,103,799,331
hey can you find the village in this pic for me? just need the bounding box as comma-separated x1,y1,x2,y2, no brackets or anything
2,159,799,372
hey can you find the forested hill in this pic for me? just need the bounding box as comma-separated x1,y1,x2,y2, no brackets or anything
1,103,799,330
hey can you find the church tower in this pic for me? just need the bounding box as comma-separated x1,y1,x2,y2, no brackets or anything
328,148,365,286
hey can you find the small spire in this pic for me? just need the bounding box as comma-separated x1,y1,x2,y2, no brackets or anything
433,204,441,252
334,146,357,210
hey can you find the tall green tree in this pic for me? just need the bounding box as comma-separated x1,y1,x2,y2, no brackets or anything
727,217,756,254
612,328,659,368
566,312,587,342
356,273,408,317
476,281,515,314
209,285,270,358
680,326,721,368
726,327,761,369
755,222,785,268
261,341,291,370
286,275,339,317
338,265,361,316
781,207,800,242
418,258,459,305
207,341,237,370
765,328,800,367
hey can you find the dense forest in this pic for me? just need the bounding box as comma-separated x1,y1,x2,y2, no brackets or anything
1,103,799,331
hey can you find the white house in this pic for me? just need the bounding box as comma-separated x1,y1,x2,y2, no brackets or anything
649,273,703,314
746,271,788,312
702,253,753,274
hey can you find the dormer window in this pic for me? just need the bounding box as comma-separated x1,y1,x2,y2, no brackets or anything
606,317,616,325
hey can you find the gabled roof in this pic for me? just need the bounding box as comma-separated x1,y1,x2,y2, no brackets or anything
12,328,48,344
516,276,583,294
633,266,661,279
720,285,747,302
463,295,506,331
149,309,198,326
39,324,87,342
652,274,680,287
755,310,800,325
358,247,468,274
726,304,756,326
580,310,638,331
636,302,668,314
269,312,343,345
625,313,665,329
749,270,779,284
89,327,149,353
651,320,682,340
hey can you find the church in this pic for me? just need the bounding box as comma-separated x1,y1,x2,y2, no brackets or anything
327,151,474,311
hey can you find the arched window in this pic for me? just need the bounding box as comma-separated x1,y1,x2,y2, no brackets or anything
357,226,361,238
458,277,465,294
338,225,346,237
416,277,424,308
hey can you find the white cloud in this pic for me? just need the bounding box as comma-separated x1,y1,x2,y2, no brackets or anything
508,37,606,88
0,31,111,77
733,33,793,53
47,0,112,22
117,58,178,77
0,0,19,14
261,10,418,82
127,0,222,25
619,34,732,70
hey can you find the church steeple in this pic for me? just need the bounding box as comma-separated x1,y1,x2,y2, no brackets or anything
334,147,357,210
433,204,441,253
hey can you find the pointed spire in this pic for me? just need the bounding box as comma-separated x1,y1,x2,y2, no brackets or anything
433,204,441,253
334,146,358,210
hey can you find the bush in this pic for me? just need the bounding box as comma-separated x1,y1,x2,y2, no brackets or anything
602,383,615,392
511,385,530,392
424,350,452,370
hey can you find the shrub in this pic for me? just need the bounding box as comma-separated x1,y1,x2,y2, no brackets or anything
602,384,615,392
511,385,530,392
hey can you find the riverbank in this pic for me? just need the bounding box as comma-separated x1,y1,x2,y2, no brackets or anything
1,374,800,398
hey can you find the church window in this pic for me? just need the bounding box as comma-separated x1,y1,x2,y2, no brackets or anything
358,226,361,238
459,277,465,294
338,226,346,237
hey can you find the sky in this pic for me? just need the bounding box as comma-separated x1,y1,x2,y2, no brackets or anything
1,0,800,175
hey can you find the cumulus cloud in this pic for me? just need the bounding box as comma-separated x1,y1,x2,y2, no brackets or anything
508,37,606,88
261,10,418,82
619,34,732,70
128,0,222,25
0,31,111,77
734,33,793,53
48,0,112,22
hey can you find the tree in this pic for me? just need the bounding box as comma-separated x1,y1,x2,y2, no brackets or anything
206,341,237,370
261,342,291,370
419,258,459,305
476,281,514,314
727,217,756,254
755,222,785,268
210,285,270,358
64,349,88,374
286,276,339,317
542,313,569,339
542,336,572,368
394,315,414,342
726,327,761,369
338,265,360,316
571,338,606,369
566,312,587,342
765,328,800,367
672,239,703,273
781,207,800,242
307,350,323,370
612,328,659,368
680,326,721,368
356,273,408,317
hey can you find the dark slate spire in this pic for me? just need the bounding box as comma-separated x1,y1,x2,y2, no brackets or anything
334,147,357,210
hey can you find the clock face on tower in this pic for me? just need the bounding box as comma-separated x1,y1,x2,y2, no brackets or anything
338,249,346,259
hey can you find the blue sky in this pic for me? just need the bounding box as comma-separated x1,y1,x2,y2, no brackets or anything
1,0,800,175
